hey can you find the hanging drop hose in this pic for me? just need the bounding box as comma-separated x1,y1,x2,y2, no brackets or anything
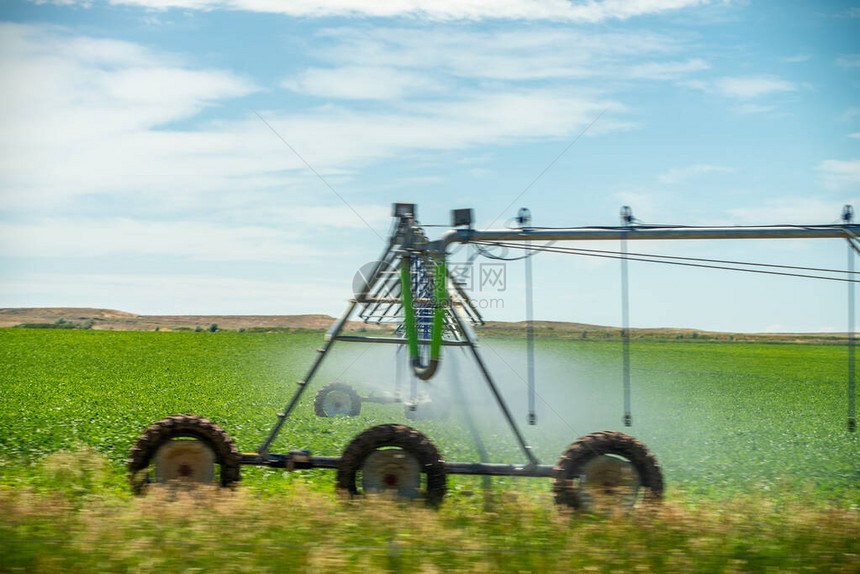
400,254,447,381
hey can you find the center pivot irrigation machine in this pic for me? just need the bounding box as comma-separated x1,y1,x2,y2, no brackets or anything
129,203,859,511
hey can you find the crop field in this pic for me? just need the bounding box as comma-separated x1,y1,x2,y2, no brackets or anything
0,328,858,572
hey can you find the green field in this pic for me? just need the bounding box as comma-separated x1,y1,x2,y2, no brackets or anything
0,328,857,572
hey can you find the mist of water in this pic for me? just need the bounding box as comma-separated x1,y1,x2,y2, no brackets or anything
305,336,634,466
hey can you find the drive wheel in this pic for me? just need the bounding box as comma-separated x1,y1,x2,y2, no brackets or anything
337,424,447,507
314,382,362,417
128,414,240,495
552,431,663,513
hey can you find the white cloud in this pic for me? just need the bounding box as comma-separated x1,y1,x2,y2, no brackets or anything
255,92,626,167
311,27,691,82
834,7,860,18
283,67,441,100
836,54,860,68
629,58,710,80
0,22,264,207
0,24,253,136
62,0,713,22
1,23,633,217
2,19,651,277
735,103,775,114
105,0,218,9
29,0,91,5
728,198,849,225
816,159,860,190
0,219,320,260
713,75,798,99
842,107,860,122
781,53,812,63
850,133,860,140
683,74,799,101
0,272,348,315
658,164,732,185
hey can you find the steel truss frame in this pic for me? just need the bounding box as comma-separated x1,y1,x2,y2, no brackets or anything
240,207,859,474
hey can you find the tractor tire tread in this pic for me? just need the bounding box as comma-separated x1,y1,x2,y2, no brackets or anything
336,424,447,507
314,382,362,417
128,414,240,494
552,430,663,509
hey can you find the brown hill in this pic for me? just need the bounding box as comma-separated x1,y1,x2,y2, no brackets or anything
0,307,847,343
0,307,380,332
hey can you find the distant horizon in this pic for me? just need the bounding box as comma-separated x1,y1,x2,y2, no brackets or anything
1,305,853,336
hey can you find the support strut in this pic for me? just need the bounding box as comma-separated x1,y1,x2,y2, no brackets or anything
518,208,537,426
845,205,857,433
257,301,358,454
620,206,633,427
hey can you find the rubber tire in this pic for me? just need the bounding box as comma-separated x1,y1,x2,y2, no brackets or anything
314,382,362,417
128,414,240,495
552,431,663,510
337,424,447,507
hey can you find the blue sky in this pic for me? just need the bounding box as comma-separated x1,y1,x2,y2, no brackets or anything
0,0,858,332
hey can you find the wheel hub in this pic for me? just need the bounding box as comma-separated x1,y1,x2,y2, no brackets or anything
579,454,640,511
360,448,421,499
154,439,216,484
322,391,353,416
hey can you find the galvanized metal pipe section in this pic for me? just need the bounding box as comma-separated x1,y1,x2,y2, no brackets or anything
241,453,555,477
849,239,857,432
437,225,860,248
437,221,860,434
333,335,472,346
445,462,555,477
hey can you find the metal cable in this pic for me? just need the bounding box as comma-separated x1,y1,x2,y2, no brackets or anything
516,245,859,275
474,241,860,283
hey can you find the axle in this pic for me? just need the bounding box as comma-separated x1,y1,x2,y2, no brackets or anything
238,451,554,477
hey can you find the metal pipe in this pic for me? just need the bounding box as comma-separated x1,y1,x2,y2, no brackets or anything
394,343,404,403
846,207,857,433
848,238,856,432
436,225,860,250
242,453,554,477
257,301,358,455
519,208,537,426
444,462,554,477
333,335,471,346
525,245,536,426
620,207,632,427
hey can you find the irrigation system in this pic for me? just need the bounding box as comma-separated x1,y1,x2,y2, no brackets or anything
128,203,859,511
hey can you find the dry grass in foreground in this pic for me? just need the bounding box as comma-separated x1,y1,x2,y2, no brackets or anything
0,452,857,573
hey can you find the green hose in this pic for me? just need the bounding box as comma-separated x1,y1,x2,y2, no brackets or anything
400,255,447,380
